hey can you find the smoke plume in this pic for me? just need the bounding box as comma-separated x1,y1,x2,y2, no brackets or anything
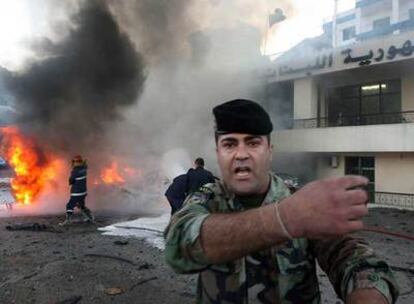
4,0,146,156
0,0,298,215
105,0,295,174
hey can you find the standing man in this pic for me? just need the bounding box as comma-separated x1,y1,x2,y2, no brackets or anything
60,155,94,226
165,158,215,215
165,173,188,215
164,99,398,303
186,157,216,193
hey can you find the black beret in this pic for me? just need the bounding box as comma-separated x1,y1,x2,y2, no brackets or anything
213,99,273,135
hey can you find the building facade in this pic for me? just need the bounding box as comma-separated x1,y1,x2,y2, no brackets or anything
266,0,414,209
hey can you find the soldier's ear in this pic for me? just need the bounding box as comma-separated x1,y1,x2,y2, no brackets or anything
269,145,274,161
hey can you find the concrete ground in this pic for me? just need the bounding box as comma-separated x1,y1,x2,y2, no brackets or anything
319,207,414,304
0,207,413,304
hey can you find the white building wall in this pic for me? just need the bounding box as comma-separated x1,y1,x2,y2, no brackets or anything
392,0,400,24
360,0,393,32
399,0,414,21
316,155,345,179
273,123,414,153
336,20,357,46
376,153,414,193
316,153,414,194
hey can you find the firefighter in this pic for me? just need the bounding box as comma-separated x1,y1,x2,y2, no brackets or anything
59,155,94,226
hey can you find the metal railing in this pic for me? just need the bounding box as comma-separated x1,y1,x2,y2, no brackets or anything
374,192,414,210
293,111,414,129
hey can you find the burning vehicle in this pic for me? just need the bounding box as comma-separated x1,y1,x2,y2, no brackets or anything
0,125,166,216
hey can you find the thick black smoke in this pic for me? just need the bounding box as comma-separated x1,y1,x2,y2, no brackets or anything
4,0,146,154
108,0,197,64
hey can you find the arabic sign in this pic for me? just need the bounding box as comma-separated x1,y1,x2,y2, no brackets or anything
342,39,414,66
268,32,414,82
279,53,333,76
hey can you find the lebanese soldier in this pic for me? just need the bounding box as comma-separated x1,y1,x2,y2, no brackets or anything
164,99,398,303
59,155,94,226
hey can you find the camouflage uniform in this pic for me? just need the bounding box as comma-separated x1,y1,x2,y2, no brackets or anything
164,174,399,304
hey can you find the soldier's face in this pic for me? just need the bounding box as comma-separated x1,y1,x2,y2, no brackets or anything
216,133,273,196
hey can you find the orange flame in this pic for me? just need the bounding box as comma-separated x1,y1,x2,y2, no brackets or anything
0,126,58,205
98,161,143,186
100,161,125,185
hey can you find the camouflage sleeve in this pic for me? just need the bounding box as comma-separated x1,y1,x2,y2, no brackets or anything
164,189,213,274
311,236,399,303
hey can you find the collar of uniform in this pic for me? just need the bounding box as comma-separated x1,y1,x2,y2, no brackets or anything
262,173,290,206
219,173,286,211
216,181,237,210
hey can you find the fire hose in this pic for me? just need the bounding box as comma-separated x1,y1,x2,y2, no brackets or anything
363,227,414,241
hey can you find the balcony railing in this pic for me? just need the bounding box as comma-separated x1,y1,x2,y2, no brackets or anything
293,111,414,129
374,192,414,210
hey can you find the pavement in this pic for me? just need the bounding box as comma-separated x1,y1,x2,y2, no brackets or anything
0,207,413,303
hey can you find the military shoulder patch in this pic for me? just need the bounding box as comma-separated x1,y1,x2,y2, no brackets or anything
198,186,214,194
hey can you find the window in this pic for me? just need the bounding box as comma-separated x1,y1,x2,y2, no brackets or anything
327,80,401,126
410,9,414,20
345,156,375,202
373,17,390,30
342,26,356,41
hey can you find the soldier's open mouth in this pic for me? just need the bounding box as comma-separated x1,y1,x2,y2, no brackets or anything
234,167,251,178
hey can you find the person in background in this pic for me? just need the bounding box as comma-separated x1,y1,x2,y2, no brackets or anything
165,173,188,215
186,157,215,193
165,158,216,215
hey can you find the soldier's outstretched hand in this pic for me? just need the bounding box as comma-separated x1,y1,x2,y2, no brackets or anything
279,175,369,239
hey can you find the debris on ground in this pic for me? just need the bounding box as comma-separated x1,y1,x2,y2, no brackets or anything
129,277,158,291
5,222,60,232
55,296,82,304
104,287,124,296
114,239,129,245
138,262,154,270
85,253,136,265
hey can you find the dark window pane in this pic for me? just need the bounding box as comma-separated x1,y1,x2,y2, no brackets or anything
341,86,359,98
367,183,375,202
381,80,400,93
345,156,375,200
361,83,380,96
345,157,359,175
342,98,360,116
381,93,401,113
361,95,380,114
373,17,390,29
343,26,356,41
350,169,360,175
362,170,375,182
361,157,375,167
327,79,401,126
